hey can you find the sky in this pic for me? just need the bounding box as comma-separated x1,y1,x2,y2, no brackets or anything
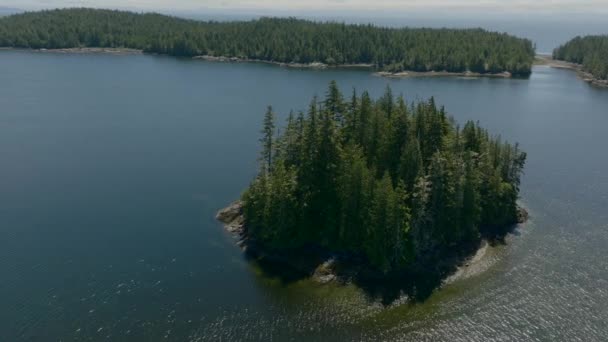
4,0,608,15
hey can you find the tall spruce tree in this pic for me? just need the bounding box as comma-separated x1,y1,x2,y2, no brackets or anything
260,106,276,173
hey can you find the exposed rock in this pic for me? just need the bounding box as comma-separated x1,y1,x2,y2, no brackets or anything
215,202,530,288
312,259,338,284
36,47,142,55
216,201,244,235
517,206,530,224
376,70,512,79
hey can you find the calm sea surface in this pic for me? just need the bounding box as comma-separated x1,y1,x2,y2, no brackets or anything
1,50,607,341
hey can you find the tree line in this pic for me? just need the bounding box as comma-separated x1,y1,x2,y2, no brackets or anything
0,8,535,75
554,35,608,81
242,82,526,273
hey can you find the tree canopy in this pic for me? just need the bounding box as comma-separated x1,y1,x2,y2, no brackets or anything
554,35,608,81
242,82,526,273
0,8,535,75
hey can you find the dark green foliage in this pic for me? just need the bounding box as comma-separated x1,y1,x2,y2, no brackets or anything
0,8,535,75
260,106,276,173
243,82,526,273
554,35,608,80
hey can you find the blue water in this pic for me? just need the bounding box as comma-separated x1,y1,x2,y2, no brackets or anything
1,50,608,341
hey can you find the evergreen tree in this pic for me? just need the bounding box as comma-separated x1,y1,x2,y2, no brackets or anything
325,80,345,124
260,106,275,173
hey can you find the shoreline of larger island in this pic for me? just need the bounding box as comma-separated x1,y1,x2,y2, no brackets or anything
535,54,608,88
550,35,608,88
6,48,608,85
2,47,520,79
194,55,517,78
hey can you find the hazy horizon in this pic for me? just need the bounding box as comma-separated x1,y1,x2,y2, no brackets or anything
4,0,608,13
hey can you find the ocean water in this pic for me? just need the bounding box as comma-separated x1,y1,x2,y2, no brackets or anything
1,50,607,341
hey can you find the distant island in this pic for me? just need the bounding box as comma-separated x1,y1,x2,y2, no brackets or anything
0,8,535,77
552,35,608,87
218,82,527,285
0,6,21,16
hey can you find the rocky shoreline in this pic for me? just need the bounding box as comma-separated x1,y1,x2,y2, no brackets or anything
216,201,528,288
1,48,532,80
32,47,143,55
10,48,607,85
194,55,518,79
535,55,608,88
193,55,374,70
375,70,513,79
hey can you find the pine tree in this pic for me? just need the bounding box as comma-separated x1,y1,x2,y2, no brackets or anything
343,88,359,144
399,137,424,192
358,91,372,150
325,80,345,125
337,144,372,251
260,106,275,173
380,85,394,118
461,152,481,241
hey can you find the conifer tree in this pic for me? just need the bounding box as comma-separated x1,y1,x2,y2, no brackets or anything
260,106,275,173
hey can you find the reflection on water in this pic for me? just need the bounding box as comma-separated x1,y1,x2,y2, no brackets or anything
0,51,607,341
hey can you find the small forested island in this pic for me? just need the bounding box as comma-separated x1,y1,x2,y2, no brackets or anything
0,8,535,76
218,82,527,288
553,35,608,87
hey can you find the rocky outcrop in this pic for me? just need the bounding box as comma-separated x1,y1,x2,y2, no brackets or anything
216,201,245,235
376,70,512,79
535,55,608,88
312,259,338,284
216,201,529,287
517,206,529,224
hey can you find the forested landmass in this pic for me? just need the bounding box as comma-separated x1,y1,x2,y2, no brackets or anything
241,82,526,273
0,8,535,75
554,35,608,81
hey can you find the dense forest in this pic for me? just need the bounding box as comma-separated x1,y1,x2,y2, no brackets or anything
242,82,526,273
553,35,608,81
0,8,535,75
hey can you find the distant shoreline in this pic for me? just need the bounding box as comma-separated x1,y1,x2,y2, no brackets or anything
1,48,520,79
194,55,518,78
535,54,608,88
7,49,607,85
375,70,513,79
32,47,143,55
193,55,375,70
